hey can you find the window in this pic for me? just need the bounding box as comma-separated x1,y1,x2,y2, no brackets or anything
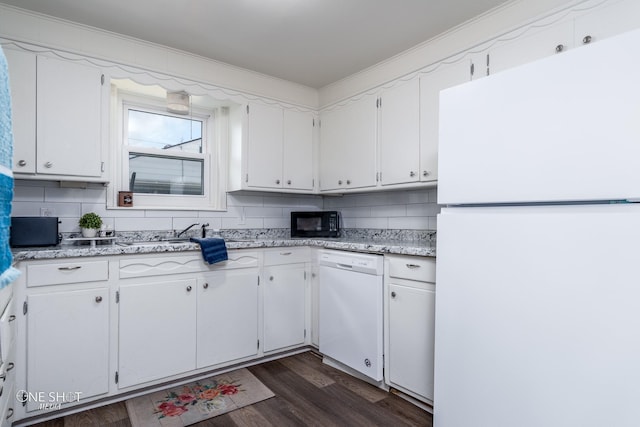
109,81,226,211
126,108,205,195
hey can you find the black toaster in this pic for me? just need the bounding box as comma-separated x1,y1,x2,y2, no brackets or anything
10,216,61,247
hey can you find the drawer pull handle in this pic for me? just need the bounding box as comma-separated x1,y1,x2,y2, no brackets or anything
186,286,192,292
5,408,12,419
8,315,15,322
95,296,103,303
406,263,421,269
203,283,209,289
280,252,292,256
6,363,14,372
391,291,397,298
58,266,82,271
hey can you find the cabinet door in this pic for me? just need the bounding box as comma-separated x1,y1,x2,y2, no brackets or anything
388,283,435,401
4,49,36,174
320,94,377,191
36,56,103,177
118,279,196,388
283,110,314,190
246,102,284,188
26,288,109,411
197,270,259,368
419,60,470,183
488,19,574,74
263,264,306,352
574,0,640,46
379,79,420,186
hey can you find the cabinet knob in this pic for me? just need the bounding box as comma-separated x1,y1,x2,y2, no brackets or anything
391,291,397,298
186,285,192,292
203,283,209,289
287,180,292,185
583,35,592,44
95,296,103,303
338,180,343,185
423,170,430,177
409,171,416,177
17,160,26,167
269,276,274,281
346,180,351,185
276,179,281,185
44,161,53,168
555,44,564,53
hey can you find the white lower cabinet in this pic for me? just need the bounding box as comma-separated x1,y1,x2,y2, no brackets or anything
118,279,197,389
26,287,110,411
196,270,259,368
263,264,307,352
385,255,436,404
262,248,310,352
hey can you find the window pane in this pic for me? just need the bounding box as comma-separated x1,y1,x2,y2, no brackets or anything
129,153,204,195
127,109,203,153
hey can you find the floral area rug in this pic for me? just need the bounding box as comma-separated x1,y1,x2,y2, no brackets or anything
126,368,274,426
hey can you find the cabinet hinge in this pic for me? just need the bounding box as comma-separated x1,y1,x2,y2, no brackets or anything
115,371,119,384
257,339,260,350
486,53,490,76
116,291,119,303
312,118,315,127
257,276,260,286
312,178,315,188
304,329,307,338
245,173,249,183
246,105,249,114
304,271,307,280
23,301,27,315
101,74,105,85
101,162,105,173
470,63,475,77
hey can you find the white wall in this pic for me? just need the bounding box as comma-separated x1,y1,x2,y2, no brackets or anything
12,180,439,233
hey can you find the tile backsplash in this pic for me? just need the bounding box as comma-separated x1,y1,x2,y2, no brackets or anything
12,180,439,233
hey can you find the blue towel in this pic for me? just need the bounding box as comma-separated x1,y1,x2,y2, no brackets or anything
190,237,228,264
0,46,21,289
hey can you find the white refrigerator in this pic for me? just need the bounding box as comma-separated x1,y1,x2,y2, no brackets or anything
434,28,640,427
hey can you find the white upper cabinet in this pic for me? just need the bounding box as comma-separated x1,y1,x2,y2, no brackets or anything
574,0,640,46
319,94,377,191
229,102,315,192
378,79,420,186
283,109,314,190
4,49,36,174
420,60,471,184
488,19,574,75
246,102,284,189
5,53,106,180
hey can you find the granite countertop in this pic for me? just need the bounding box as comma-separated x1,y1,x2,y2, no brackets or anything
12,236,435,262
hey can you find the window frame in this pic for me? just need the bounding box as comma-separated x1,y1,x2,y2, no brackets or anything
108,88,227,211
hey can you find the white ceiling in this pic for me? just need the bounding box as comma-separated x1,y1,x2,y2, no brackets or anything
0,0,508,88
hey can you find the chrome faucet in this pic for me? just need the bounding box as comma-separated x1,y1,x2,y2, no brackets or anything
176,223,200,238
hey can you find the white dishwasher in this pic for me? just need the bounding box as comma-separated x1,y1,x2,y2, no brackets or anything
319,250,384,381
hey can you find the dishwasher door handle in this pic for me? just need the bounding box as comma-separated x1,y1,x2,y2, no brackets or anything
336,263,353,269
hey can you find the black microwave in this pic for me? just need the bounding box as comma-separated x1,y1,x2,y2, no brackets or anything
291,211,340,238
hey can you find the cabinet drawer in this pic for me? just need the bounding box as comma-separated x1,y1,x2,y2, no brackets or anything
264,247,310,266
387,256,436,283
27,260,109,287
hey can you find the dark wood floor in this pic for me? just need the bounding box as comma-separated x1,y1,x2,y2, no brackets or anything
29,351,432,427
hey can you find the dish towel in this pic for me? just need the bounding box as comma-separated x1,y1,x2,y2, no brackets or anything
190,237,228,264
0,46,21,289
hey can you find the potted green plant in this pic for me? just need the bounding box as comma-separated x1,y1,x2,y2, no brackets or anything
79,212,103,238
